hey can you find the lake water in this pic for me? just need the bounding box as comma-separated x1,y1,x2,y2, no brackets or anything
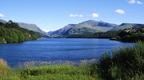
0,38,133,67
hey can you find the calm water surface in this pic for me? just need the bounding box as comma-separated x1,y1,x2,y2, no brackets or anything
0,38,133,67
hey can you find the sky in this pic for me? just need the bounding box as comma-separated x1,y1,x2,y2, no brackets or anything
0,0,144,32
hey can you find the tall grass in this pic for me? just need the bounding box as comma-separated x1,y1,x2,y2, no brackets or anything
0,59,20,80
0,59,97,80
91,42,144,80
19,64,96,80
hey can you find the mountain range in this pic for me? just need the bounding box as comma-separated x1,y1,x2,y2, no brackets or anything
48,20,144,37
1,19,144,38
48,20,118,37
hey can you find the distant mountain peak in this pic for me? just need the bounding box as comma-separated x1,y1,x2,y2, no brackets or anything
18,22,47,35
48,20,118,37
67,24,76,26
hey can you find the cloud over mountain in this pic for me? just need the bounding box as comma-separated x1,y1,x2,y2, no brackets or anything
69,14,84,18
91,12,99,18
0,13,4,18
115,9,125,15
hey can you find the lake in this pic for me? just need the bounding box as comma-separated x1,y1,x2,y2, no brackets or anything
0,38,133,67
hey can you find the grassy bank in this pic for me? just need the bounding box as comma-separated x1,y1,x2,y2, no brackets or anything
0,42,144,80
19,64,97,80
0,62,97,80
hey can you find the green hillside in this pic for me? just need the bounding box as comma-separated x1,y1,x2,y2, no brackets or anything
116,26,144,42
0,20,40,44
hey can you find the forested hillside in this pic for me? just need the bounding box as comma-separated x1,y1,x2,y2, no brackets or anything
116,24,144,42
0,20,40,44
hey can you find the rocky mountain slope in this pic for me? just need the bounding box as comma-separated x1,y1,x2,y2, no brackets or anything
49,20,118,37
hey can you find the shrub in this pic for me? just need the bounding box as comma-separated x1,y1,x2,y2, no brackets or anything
91,42,144,80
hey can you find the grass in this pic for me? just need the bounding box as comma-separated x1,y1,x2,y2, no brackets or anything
1,61,97,80
0,59,20,80
21,64,98,80
18,64,97,80
0,42,144,80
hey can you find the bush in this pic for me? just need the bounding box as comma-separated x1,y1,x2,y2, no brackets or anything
91,42,144,80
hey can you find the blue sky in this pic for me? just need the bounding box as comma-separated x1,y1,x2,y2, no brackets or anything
0,0,144,32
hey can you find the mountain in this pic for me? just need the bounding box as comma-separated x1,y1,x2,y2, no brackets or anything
48,24,76,36
18,23,47,35
0,19,7,24
111,23,144,31
49,20,117,37
115,23,144,42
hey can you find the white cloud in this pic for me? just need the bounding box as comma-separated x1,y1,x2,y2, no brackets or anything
91,12,99,18
128,0,136,4
137,1,143,5
69,14,84,18
128,0,143,5
0,13,4,18
115,9,125,15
